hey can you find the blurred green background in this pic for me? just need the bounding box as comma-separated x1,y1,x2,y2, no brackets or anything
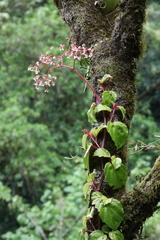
0,0,160,239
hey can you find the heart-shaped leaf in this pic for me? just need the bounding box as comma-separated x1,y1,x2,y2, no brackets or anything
98,198,124,230
104,162,127,190
107,121,128,149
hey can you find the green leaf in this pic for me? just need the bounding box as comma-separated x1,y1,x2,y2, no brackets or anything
93,148,111,158
117,106,126,119
91,191,104,203
80,58,89,67
111,156,122,169
107,121,128,149
82,208,95,230
102,91,117,106
91,125,108,137
98,74,112,84
79,229,87,240
90,230,107,240
86,207,95,219
104,162,127,190
94,104,112,113
91,192,124,230
109,230,124,240
87,102,97,124
87,172,95,182
83,183,90,199
99,198,124,230
102,225,110,234
82,134,88,150
83,144,92,170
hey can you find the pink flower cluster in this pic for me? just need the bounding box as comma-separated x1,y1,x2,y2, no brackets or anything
28,43,93,92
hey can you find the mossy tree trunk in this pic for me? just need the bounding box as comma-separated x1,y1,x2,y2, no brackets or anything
53,0,160,239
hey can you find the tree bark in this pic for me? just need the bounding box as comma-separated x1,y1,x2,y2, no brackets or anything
53,0,160,239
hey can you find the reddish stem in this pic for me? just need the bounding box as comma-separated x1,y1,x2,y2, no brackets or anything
101,111,107,148
89,219,96,231
48,64,101,103
110,109,115,122
90,136,101,148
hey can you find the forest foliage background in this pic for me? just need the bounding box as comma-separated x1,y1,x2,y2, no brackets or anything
0,0,160,239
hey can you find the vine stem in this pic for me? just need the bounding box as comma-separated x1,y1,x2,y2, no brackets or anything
49,65,101,103
101,111,107,148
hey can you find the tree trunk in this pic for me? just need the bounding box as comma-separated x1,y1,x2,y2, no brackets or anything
53,0,160,239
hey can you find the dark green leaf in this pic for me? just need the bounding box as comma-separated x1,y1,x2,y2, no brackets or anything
102,225,110,234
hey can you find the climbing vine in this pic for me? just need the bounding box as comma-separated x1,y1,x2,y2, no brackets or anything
28,42,128,240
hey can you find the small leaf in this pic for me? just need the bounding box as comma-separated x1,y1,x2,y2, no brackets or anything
79,229,86,240
102,91,117,106
93,148,111,158
83,144,92,170
82,208,95,229
82,134,88,150
80,58,89,67
98,74,112,84
83,183,90,199
99,199,124,230
90,230,107,240
111,156,122,170
86,207,95,219
117,106,126,119
104,162,127,190
95,104,112,113
109,230,124,240
87,102,97,124
107,121,128,149
91,191,103,203
87,172,95,182
102,225,110,234
91,125,107,137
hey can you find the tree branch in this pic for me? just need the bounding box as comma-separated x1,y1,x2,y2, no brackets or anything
120,156,160,239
